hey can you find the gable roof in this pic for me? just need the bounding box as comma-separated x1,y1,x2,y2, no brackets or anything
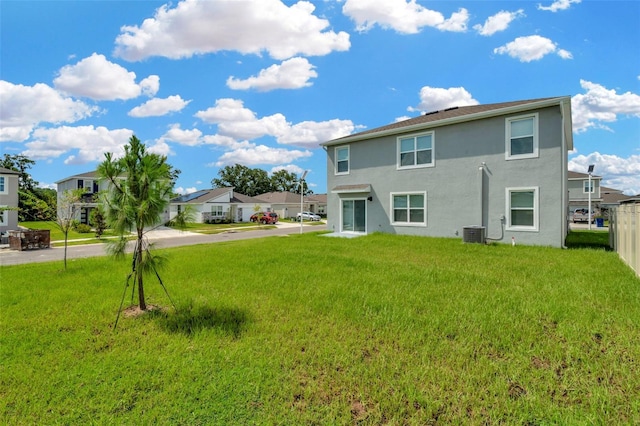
254,191,301,204
568,171,602,180
55,170,99,184
171,188,232,204
0,167,20,175
322,96,573,150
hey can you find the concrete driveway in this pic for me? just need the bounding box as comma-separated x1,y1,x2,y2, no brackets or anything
0,222,326,266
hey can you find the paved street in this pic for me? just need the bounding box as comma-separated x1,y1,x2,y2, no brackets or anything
0,222,326,266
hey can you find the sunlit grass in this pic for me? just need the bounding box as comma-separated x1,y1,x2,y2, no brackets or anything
2,233,638,424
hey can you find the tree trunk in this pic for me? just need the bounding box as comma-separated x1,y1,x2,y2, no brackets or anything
136,232,146,310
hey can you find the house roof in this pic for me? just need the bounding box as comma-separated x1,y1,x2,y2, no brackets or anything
0,167,20,175
307,193,327,203
171,188,232,204
254,191,302,204
568,171,602,179
322,96,573,150
55,170,99,184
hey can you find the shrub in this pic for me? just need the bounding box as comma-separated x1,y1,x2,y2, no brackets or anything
73,223,92,233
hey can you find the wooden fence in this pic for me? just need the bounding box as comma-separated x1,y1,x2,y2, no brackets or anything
610,201,639,276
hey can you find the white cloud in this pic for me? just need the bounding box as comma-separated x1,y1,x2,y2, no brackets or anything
270,164,305,175
278,119,355,148
408,86,479,113
128,95,191,117
572,80,640,132
473,9,524,36
160,124,203,146
53,53,159,100
174,186,198,195
493,35,572,62
538,0,581,12
195,98,354,148
569,152,640,195
22,125,133,164
227,57,318,92
0,80,97,142
147,140,173,157
212,145,313,167
343,0,468,34
114,0,350,61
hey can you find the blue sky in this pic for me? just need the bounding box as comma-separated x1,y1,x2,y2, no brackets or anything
1,0,639,195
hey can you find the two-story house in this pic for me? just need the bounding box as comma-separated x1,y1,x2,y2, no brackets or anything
55,171,104,225
322,96,573,247
0,167,20,233
567,171,602,215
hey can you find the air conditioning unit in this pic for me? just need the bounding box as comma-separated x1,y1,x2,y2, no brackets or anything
462,226,485,244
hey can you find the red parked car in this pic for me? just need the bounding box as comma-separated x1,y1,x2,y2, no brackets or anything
250,212,279,224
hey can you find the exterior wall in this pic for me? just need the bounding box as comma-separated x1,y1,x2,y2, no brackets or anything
0,172,20,232
326,106,567,247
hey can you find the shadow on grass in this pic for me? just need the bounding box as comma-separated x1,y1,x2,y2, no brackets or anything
565,230,612,251
151,302,250,338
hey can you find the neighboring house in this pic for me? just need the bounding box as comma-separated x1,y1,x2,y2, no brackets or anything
0,167,20,233
169,188,261,223
568,170,602,214
254,191,310,219
55,171,104,224
322,96,574,247
306,193,327,216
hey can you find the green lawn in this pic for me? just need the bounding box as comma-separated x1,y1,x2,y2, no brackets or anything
1,233,638,424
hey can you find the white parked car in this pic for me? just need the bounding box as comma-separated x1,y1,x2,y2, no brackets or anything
297,211,321,221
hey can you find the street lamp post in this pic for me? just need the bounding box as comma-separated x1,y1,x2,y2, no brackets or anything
588,164,594,231
299,170,308,234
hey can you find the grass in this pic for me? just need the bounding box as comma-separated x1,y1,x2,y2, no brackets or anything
1,233,639,424
19,221,117,246
566,229,611,250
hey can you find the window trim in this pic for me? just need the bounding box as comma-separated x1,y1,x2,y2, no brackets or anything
505,113,539,160
0,205,7,226
583,180,594,194
505,187,539,232
211,205,224,216
390,191,427,227
397,131,435,170
335,145,350,175
0,176,6,195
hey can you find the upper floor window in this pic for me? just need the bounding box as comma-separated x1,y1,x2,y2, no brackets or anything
583,180,594,193
0,176,6,194
506,114,538,160
398,132,434,169
391,192,426,226
335,146,349,175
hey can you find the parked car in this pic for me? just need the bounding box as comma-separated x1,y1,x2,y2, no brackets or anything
250,212,279,224
296,211,321,221
572,209,595,224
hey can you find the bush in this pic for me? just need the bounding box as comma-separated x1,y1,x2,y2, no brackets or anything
73,223,92,233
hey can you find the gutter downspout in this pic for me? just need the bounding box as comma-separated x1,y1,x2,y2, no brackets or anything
479,162,485,229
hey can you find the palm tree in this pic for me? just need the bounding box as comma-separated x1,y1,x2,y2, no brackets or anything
98,136,173,313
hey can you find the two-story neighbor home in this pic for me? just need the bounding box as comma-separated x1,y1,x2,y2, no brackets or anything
0,167,20,233
568,170,602,215
322,96,573,247
55,171,104,225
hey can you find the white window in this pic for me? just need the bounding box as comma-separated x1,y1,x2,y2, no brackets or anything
398,132,434,169
506,187,539,231
0,206,7,226
506,114,538,160
335,146,349,175
391,192,426,226
211,205,224,216
0,176,6,194
583,180,594,193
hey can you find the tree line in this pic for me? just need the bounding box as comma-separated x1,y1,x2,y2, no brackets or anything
211,164,313,197
1,154,57,221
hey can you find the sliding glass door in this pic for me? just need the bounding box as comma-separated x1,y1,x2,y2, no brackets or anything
341,199,366,233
